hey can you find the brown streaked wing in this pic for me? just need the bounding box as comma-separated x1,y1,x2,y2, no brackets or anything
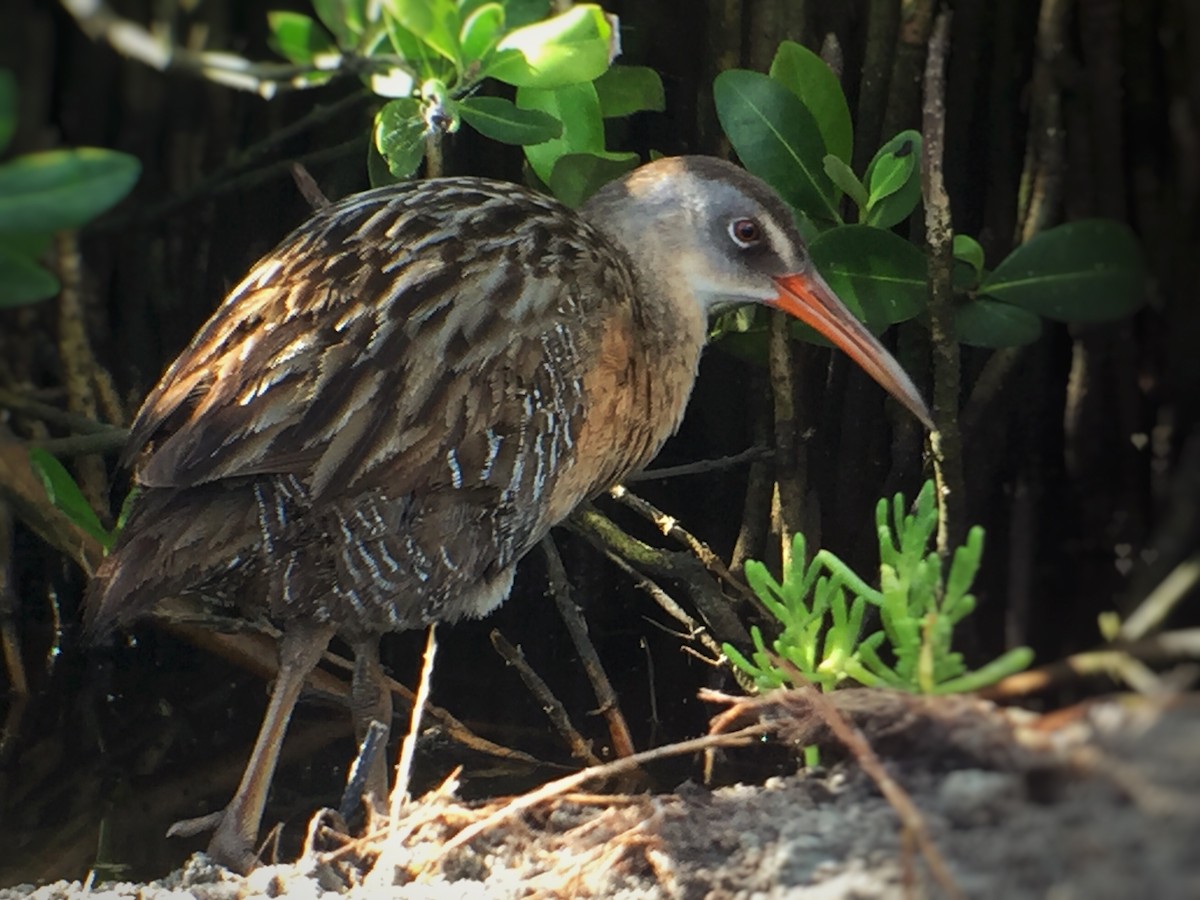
125,178,636,507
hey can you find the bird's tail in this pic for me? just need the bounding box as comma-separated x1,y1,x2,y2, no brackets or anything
82,483,260,641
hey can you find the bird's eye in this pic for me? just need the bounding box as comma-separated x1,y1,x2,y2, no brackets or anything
728,218,763,248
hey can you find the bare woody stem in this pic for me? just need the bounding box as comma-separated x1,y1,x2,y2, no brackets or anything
920,8,965,557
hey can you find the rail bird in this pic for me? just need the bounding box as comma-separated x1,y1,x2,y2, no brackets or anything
85,156,932,871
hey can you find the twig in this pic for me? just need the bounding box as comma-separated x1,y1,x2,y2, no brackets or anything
540,536,636,759
855,0,901,174
597,548,726,664
961,346,1026,435
567,506,753,645
491,629,603,766
920,8,965,557
626,446,772,483
0,388,121,434
1119,554,1200,642
291,163,332,211
881,0,936,139
609,485,754,604
389,625,438,818
1016,0,1071,242
430,723,773,864
731,386,773,574
768,310,805,566
980,628,1200,699
98,135,367,233
33,431,130,457
0,505,27,705
57,0,390,99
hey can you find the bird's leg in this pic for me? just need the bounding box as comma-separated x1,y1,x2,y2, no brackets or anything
201,620,335,873
349,636,392,814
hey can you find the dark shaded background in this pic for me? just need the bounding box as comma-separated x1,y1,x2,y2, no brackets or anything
1,0,1197,883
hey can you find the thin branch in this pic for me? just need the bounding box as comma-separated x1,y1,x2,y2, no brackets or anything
1119,554,1200,642
920,8,965,557
1016,0,1071,242
540,537,637,760
980,628,1200,700
57,0,392,99
768,310,805,566
0,388,122,434
491,629,603,767
566,506,753,645
389,625,438,817
608,485,753,604
626,445,771,483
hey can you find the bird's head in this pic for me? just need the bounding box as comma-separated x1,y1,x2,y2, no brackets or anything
583,156,933,430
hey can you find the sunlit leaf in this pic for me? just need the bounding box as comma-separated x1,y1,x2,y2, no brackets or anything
548,150,638,207
863,131,922,229
459,2,505,62
266,12,339,64
517,82,603,183
385,0,462,66
768,40,853,164
29,448,113,550
311,0,369,47
979,219,1147,323
593,66,664,118
713,69,839,224
374,98,426,178
486,5,613,88
0,148,140,232
459,96,561,144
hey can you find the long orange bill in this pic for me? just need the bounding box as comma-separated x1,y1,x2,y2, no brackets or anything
771,271,935,430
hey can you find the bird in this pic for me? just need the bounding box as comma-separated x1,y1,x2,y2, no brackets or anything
85,155,932,872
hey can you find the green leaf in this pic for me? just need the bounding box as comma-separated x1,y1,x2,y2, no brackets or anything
713,69,839,224
0,70,15,156
954,297,1044,348
384,10,431,61
863,131,922,229
548,151,638,207
385,0,462,66
28,448,113,550
823,154,867,211
979,219,1146,323
0,241,58,307
486,5,614,88
459,96,562,144
374,98,426,178
0,148,140,233
267,11,339,64
501,0,551,28
953,234,984,276
768,40,853,164
460,2,505,62
516,82,604,183
311,0,369,47
808,225,927,332
593,66,665,118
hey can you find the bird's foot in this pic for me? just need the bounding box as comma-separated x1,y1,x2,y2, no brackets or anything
167,809,260,874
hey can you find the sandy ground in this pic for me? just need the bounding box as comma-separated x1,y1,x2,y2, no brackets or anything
4,691,1199,899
